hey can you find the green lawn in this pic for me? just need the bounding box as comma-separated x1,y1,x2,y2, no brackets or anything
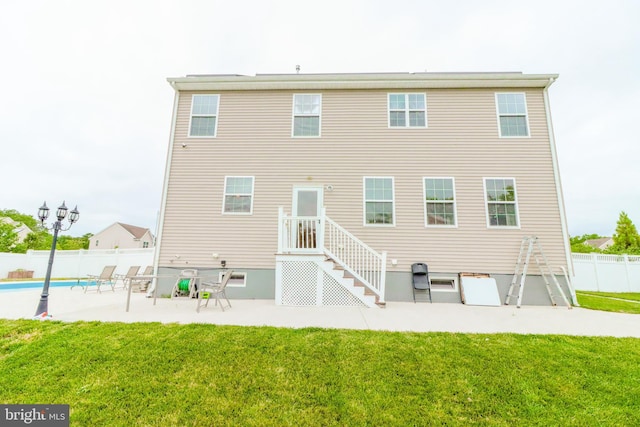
576,291,640,314
577,291,640,302
1,320,639,426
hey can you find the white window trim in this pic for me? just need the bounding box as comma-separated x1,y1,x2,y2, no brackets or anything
218,271,246,288
363,176,396,227
222,176,255,215
291,93,322,138
387,93,428,128
495,92,530,138
188,94,220,138
429,274,459,293
423,177,458,228
483,177,521,229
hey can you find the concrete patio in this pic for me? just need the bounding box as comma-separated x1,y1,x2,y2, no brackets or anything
1,288,638,337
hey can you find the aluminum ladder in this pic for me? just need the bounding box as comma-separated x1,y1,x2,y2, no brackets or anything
505,236,572,309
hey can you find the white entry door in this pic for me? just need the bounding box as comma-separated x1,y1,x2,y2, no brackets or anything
292,187,323,250
293,186,323,217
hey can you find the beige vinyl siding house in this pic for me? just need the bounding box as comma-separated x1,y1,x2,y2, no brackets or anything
155,72,571,305
90,222,154,250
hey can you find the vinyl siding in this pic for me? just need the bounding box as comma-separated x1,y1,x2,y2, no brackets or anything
159,87,566,275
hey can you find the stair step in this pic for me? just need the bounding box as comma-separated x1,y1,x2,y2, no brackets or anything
322,255,383,309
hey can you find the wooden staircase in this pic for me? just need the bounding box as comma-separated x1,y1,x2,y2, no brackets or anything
324,257,386,308
277,207,387,307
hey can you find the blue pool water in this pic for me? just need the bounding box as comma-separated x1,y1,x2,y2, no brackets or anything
0,280,89,292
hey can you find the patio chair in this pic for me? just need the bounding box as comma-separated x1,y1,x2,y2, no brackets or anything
171,269,199,299
411,262,432,303
115,266,140,290
129,265,154,292
80,265,118,293
197,270,233,313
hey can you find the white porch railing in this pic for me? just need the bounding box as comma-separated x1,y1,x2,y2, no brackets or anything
278,209,323,254
278,207,387,302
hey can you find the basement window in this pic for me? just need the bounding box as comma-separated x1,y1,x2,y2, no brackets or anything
219,271,246,287
429,276,458,292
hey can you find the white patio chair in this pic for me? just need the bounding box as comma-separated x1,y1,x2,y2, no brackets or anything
196,270,233,313
77,265,118,293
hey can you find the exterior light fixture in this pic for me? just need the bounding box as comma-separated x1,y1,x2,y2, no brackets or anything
34,201,80,318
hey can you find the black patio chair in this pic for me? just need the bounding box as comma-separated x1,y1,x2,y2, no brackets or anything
411,262,432,303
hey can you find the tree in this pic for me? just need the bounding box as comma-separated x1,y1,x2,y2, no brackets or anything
0,209,94,253
608,211,640,254
0,209,39,232
569,234,603,253
0,222,18,252
12,230,52,252
57,234,92,250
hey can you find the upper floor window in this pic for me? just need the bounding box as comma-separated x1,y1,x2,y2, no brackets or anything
223,176,254,214
388,93,427,128
292,94,321,137
189,94,219,137
496,93,529,137
424,178,457,227
364,177,395,226
484,178,519,227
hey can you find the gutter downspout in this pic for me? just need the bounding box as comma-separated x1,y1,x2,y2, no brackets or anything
543,77,574,278
149,85,180,295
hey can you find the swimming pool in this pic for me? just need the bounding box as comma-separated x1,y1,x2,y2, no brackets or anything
0,280,89,292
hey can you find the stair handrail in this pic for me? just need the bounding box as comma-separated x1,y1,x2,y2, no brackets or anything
322,211,386,302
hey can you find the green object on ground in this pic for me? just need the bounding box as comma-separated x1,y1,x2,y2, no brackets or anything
178,279,190,292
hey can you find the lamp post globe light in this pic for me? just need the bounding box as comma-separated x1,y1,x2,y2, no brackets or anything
34,201,79,318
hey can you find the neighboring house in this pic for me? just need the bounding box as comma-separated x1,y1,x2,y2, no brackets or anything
89,222,154,250
0,217,32,243
584,237,614,250
155,72,572,306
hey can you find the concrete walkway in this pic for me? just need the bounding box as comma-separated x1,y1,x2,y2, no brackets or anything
1,288,638,337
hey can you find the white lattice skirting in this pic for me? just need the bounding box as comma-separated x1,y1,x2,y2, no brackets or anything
277,259,368,307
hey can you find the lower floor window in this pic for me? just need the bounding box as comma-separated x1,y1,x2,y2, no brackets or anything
485,178,519,227
223,176,254,214
424,177,456,226
364,177,395,225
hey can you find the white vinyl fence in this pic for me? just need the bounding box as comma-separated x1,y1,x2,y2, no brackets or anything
0,248,155,280
572,253,640,292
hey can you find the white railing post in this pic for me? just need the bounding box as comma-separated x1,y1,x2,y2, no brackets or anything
318,207,326,253
379,251,387,303
277,207,284,253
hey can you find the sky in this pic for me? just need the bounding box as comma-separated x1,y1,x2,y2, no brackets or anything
0,0,638,237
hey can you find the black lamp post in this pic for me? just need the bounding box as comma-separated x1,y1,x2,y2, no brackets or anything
34,201,79,318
